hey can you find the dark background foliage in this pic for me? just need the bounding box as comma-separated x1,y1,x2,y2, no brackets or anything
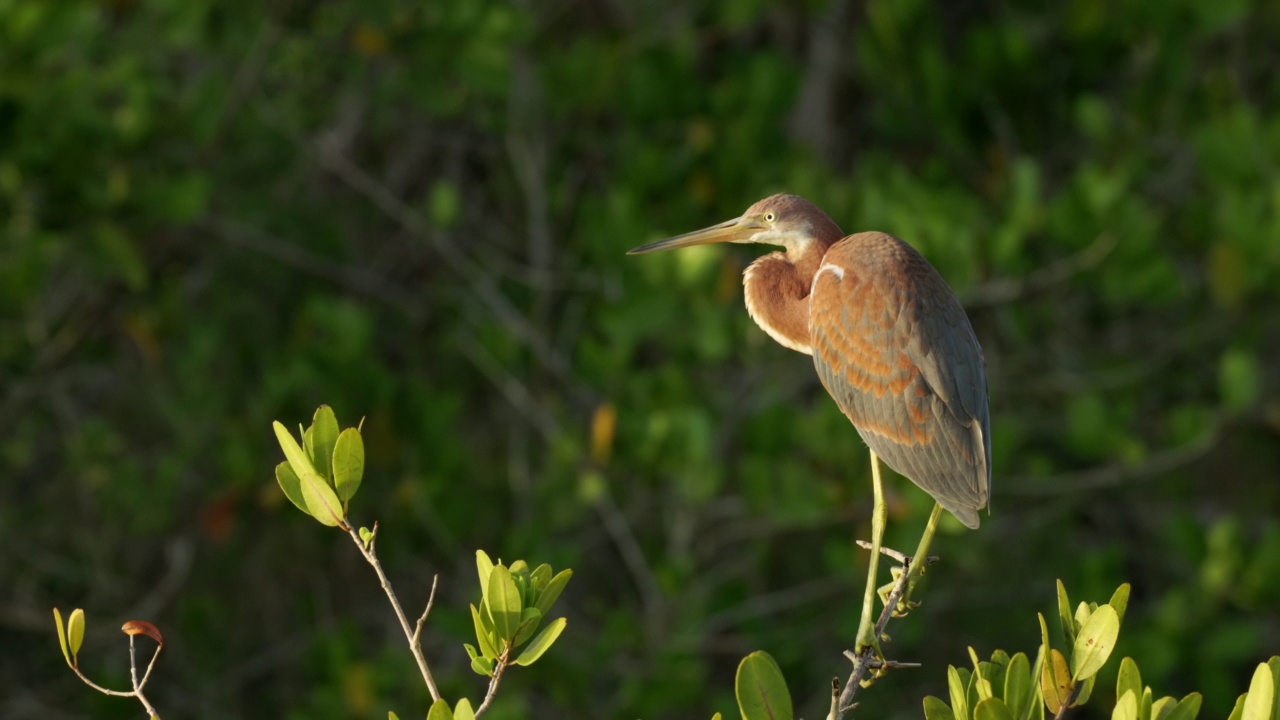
3,0,1278,718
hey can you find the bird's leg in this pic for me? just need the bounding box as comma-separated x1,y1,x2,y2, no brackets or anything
855,450,887,657
901,502,944,609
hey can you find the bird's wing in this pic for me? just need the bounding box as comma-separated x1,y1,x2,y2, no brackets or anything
809,234,989,527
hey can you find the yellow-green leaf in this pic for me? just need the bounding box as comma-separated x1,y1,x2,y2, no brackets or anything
1242,663,1275,720
1109,584,1131,626
513,616,567,666
1056,580,1075,644
53,608,71,667
1164,693,1202,720
67,608,85,662
487,564,522,643
1041,649,1072,715
273,421,345,527
1117,658,1142,708
950,665,972,720
1072,605,1119,680
332,427,364,503
470,604,497,659
975,697,1015,720
425,698,454,720
925,696,958,720
275,461,308,514
453,698,475,720
534,569,572,617
308,406,339,481
1004,652,1032,720
735,650,793,720
1114,690,1139,720
476,551,494,602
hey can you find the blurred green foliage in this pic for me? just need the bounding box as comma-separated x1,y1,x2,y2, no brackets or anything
3,0,1279,718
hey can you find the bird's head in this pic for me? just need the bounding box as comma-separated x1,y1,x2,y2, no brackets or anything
627,193,843,257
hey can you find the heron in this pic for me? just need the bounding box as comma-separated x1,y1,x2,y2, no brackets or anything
628,193,990,654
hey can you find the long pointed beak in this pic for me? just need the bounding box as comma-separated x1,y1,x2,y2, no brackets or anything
627,216,760,255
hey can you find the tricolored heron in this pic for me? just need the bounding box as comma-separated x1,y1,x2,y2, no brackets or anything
628,193,990,653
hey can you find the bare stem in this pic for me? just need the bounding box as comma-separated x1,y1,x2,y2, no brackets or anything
71,641,162,719
1052,682,1084,720
830,501,945,720
473,655,510,718
347,521,441,701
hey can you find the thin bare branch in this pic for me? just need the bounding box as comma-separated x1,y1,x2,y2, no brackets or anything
346,522,441,701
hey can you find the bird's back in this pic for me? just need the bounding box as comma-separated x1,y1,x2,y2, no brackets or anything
808,232,991,527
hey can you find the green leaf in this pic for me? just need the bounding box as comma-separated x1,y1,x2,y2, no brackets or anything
1140,687,1152,720
534,569,573,617
513,616,567,666
712,714,723,720
476,551,495,602
1056,580,1075,645
1152,697,1176,720
463,643,479,662
389,713,400,720
426,699,454,720
513,607,543,646
1164,693,1202,720
1027,644,1047,720
67,608,85,662
1242,662,1275,720
275,461,308,514
1075,674,1097,707
53,608,71,667
735,650,793,720
950,665,972,720
453,698,475,720
470,655,495,677
925,696,958,720
1004,652,1032,720
531,564,552,592
273,421,345,527
470,604,498,659
308,406,340,482
1109,584,1131,626
1071,604,1120,680
1117,658,1143,709
1041,649,1072,715
1074,602,1093,635
975,698,1015,720
358,527,373,548
332,427,364,503
975,661,996,701
487,564,522,643
1228,695,1248,720
1114,690,1140,720
1270,659,1280,720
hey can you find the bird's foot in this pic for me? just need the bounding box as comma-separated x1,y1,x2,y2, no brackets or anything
854,624,884,661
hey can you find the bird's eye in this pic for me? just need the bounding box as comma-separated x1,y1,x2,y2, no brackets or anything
764,212,776,222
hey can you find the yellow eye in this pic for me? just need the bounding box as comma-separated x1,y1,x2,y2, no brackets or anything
764,212,776,222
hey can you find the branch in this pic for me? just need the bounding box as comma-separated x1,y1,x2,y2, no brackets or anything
70,636,164,719
1052,680,1085,720
346,522,441,702
830,549,937,720
473,656,510,718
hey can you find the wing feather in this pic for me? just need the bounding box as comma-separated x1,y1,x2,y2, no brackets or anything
810,233,990,528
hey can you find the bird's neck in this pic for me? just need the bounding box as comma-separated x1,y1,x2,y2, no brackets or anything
743,244,826,356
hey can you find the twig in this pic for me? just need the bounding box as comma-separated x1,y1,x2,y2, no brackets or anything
70,637,163,719
473,657,509,718
1052,681,1084,720
854,540,940,567
830,550,919,720
346,522,441,701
